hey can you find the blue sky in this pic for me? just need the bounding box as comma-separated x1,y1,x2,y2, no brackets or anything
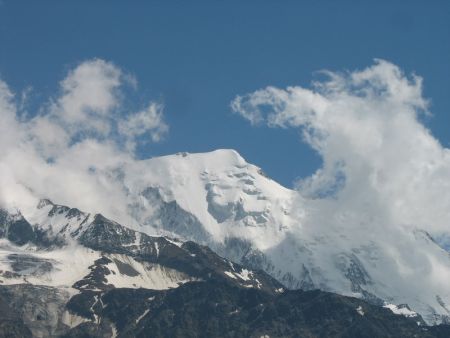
0,1,449,187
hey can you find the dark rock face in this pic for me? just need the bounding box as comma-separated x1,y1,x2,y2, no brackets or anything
79,214,138,252
63,281,450,338
0,291,32,338
0,285,71,337
72,256,115,292
0,210,35,246
7,218,35,245
61,321,115,338
2,281,450,338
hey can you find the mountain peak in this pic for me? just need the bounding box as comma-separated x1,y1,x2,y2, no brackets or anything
147,148,249,170
204,148,246,163
37,198,54,209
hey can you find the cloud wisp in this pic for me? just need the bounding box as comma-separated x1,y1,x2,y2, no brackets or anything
0,59,168,222
232,59,450,236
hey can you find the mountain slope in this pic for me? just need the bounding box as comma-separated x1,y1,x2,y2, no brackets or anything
0,201,283,337
82,149,450,324
63,282,445,338
1,200,450,337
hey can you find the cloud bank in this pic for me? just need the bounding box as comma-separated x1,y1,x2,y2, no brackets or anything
0,59,168,222
2,58,449,241
232,59,450,236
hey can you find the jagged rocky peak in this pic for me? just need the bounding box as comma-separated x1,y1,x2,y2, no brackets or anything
37,198,54,209
0,208,35,246
37,199,86,219
0,199,284,295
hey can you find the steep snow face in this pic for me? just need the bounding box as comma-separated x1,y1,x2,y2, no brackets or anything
95,149,450,324
123,149,296,248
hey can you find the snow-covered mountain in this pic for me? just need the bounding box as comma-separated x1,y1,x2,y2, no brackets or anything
1,199,448,338
0,200,285,336
3,148,450,328
69,148,450,325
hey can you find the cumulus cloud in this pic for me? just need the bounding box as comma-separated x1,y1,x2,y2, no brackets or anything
52,59,122,130
0,59,168,223
118,102,168,149
232,59,450,235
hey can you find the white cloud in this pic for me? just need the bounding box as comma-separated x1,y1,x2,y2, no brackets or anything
0,59,168,223
232,59,450,236
0,80,20,148
118,102,169,150
52,59,121,130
